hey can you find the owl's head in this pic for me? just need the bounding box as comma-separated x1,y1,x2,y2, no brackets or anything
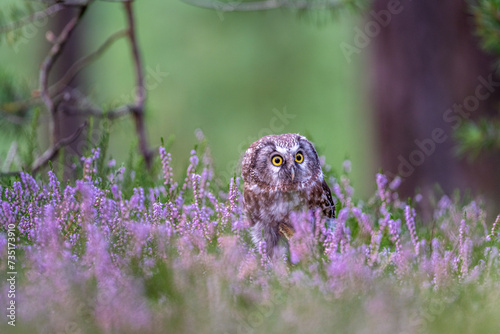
242,133,322,190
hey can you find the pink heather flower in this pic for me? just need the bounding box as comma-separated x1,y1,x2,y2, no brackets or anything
388,219,401,243
324,208,349,258
343,160,352,173
404,205,419,255
258,240,269,268
378,202,390,232
82,148,100,182
159,146,175,188
352,207,373,235
341,175,354,202
486,215,500,241
194,128,205,141
20,172,39,195
459,219,471,277
289,211,317,263
434,195,453,220
1,144,499,332
388,218,410,279
332,183,345,207
376,173,388,202
129,187,146,213
319,155,327,168
224,177,240,224
389,176,401,191
368,230,383,266
182,150,199,191
200,168,210,196
47,171,61,205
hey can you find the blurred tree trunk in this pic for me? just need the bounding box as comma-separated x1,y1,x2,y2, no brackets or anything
52,7,86,176
371,0,500,209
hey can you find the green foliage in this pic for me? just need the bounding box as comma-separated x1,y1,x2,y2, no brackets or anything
0,0,37,45
461,0,500,156
0,67,33,133
455,117,500,158
472,0,500,56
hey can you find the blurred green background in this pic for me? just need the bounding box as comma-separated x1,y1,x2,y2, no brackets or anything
0,0,375,196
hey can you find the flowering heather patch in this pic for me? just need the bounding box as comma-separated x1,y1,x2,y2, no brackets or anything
1,146,499,334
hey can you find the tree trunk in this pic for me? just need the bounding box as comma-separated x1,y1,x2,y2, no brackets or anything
52,7,86,177
371,0,500,210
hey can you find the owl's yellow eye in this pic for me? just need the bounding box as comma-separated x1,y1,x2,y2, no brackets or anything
295,152,304,163
271,155,283,166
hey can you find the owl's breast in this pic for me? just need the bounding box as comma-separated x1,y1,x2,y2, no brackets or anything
244,184,309,226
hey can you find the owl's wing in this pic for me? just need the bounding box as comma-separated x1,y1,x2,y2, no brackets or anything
321,179,335,219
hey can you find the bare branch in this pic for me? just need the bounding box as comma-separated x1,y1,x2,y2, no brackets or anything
31,121,87,174
1,142,18,173
0,110,28,125
62,103,135,119
0,3,65,35
123,0,152,168
50,29,128,96
0,122,87,177
181,0,345,11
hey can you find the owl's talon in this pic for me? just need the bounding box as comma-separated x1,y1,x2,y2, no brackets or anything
278,223,294,240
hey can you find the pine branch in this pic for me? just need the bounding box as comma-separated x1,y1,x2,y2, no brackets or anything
0,121,87,176
181,0,346,11
62,103,136,119
0,3,65,35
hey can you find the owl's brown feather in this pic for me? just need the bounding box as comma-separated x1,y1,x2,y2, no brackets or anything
241,133,335,257
321,179,335,219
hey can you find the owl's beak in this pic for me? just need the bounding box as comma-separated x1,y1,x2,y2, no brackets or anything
290,166,295,181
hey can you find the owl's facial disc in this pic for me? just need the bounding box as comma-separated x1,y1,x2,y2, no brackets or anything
242,133,321,189
269,147,306,185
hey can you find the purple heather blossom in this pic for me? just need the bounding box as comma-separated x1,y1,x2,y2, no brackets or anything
159,146,175,189
352,206,373,235
47,170,61,205
332,183,345,207
376,173,388,202
404,205,419,255
486,215,500,241
388,176,401,191
258,240,269,268
0,145,498,333
82,148,100,182
343,160,352,173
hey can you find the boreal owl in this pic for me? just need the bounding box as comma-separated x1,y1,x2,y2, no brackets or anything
242,133,335,257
